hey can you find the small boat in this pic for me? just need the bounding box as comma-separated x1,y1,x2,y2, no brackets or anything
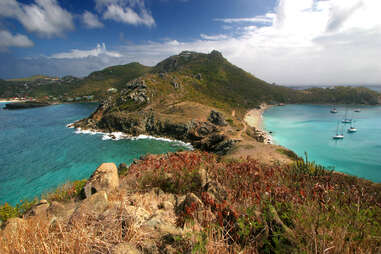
342,119,352,123
342,108,352,123
348,126,357,133
333,122,344,139
348,121,357,133
354,109,361,112
330,106,338,113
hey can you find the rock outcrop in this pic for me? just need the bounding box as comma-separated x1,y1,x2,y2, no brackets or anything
75,107,237,155
208,110,227,126
83,163,119,199
118,80,150,105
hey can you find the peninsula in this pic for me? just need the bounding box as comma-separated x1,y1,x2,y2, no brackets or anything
1,51,380,254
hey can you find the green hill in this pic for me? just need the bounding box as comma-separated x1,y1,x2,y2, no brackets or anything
152,50,298,110
1,50,379,106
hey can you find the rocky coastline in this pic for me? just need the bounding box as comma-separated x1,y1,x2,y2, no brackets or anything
73,103,237,155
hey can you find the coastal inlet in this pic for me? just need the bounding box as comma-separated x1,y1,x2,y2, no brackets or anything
263,104,381,182
0,103,190,205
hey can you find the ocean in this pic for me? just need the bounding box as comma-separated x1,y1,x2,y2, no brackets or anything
263,104,381,182
0,103,190,205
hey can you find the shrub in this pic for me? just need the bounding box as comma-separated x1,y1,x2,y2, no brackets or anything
0,199,37,223
43,179,87,202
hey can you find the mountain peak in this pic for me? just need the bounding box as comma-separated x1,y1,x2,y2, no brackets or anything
152,50,226,73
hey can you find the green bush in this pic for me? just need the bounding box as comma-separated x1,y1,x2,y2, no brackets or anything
44,179,87,202
0,199,37,223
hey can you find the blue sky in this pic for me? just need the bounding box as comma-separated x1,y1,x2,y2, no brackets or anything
1,0,381,85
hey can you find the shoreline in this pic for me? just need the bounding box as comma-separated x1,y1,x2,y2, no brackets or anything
0,100,26,103
244,104,274,144
66,123,194,150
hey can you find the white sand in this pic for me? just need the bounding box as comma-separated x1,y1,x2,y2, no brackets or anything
244,104,273,144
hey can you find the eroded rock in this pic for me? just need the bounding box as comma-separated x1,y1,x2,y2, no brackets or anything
83,163,119,199
208,110,227,126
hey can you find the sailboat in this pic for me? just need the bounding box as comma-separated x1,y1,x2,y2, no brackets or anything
342,107,352,123
330,105,338,113
348,120,357,133
333,121,344,139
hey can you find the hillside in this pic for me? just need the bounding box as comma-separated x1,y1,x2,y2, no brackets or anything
1,51,379,106
1,151,380,253
71,51,380,161
7,75,54,82
0,63,150,100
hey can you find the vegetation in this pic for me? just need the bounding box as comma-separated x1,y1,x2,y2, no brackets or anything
43,179,87,202
0,179,86,223
125,152,381,253
1,51,379,109
0,200,37,223
0,62,150,99
1,151,380,253
7,75,53,82
296,86,380,105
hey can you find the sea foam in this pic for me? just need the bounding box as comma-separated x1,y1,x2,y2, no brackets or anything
68,123,193,149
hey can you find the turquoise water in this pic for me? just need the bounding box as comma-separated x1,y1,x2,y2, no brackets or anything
0,103,189,205
263,104,381,182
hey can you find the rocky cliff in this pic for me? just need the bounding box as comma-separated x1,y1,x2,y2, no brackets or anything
74,77,237,155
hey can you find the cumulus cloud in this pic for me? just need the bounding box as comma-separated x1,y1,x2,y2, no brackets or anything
95,0,155,27
0,0,74,38
0,30,34,50
50,43,121,59
82,11,104,29
326,0,364,32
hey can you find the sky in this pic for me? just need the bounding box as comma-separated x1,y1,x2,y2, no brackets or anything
0,0,381,85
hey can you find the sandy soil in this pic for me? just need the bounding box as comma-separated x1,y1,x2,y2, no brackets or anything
244,104,273,144
0,100,25,103
224,104,293,165
244,104,271,131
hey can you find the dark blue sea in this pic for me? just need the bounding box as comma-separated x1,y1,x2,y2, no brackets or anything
264,104,381,182
0,103,189,205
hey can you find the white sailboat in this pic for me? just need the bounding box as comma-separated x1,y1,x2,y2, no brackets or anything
342,108,352,123
348,120,357,133
333,121,344,139
330,105,338,113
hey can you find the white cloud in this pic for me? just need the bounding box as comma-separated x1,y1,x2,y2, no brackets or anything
95,0,155,27
50,43,121,59
0,30,34,50
200,34,228,40
103,4,154,26
82,11,104,29
0,0,74,38
118,0,381,85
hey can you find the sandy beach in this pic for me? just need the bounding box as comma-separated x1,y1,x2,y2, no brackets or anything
244,104,273,144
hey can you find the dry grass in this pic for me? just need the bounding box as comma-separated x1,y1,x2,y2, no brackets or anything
0,200,147,254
